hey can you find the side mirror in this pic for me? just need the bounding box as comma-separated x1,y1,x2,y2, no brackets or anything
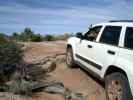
76,32,83,39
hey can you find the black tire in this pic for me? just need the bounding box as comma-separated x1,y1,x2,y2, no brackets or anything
66,47,76,68
105,72,132,100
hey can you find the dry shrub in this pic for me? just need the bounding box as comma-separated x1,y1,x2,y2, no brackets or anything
0,35,23,82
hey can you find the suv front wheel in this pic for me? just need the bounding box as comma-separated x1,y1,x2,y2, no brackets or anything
105,72,132,100
66,47,76,68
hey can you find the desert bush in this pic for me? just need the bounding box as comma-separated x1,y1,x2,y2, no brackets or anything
12,28,44,42
44,34,55,41
0,33,7,43
30,34,43,42
0,33,49,93
11,27,74,42
0,36,23,82
21,27,34,42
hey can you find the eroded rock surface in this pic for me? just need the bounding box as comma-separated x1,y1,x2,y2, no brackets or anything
1,42,106,100
0,93,24,100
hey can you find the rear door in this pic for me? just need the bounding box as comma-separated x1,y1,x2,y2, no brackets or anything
118,27,133,93
92,26,122,76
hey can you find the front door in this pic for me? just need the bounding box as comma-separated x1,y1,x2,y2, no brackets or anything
75,26,103,72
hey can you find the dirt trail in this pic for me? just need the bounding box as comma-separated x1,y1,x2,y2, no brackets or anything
22,41,106,100
24,41,65,63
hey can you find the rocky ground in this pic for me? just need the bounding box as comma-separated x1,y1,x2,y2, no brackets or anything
0,41,106,100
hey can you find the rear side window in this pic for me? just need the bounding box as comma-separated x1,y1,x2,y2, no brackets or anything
100,26,122,46
125,27,133,49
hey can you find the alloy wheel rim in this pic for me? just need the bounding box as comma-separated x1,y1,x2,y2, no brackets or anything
66,51,72,65
107,80,123,100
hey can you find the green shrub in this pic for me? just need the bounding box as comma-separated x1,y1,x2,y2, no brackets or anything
0,33,7,43
44,35,55,41
31,34,43,42
0,36,23,82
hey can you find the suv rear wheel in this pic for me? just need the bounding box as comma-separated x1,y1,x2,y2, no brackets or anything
105,72,132,100
66,47,76,68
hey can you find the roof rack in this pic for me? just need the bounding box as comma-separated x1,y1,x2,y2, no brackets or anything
109,20,133,22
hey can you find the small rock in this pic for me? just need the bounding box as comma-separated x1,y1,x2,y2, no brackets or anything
44,82,85,100
44,82,66,94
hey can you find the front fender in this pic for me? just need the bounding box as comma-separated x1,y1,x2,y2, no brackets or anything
67,37,80,59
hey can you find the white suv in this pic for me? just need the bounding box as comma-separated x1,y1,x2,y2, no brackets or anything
66,20,133,100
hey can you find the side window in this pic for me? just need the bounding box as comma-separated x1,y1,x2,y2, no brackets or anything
100,26,122,46
84,26,102,41
125,27,133,49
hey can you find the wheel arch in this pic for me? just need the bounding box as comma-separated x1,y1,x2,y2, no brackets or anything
104,65,133,98
104,65,127,79
66,44,77,61
67,44,72,49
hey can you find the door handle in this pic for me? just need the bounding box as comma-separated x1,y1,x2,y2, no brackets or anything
107,50,115,55
87,45,93,48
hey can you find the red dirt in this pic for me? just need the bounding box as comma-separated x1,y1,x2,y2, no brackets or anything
24,41,106,100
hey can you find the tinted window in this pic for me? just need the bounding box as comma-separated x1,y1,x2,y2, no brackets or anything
84,26,102,41
125,27,133,49
100,26,122,46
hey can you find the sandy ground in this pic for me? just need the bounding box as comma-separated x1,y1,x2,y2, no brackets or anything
23,41,106,100
24,41,65,63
